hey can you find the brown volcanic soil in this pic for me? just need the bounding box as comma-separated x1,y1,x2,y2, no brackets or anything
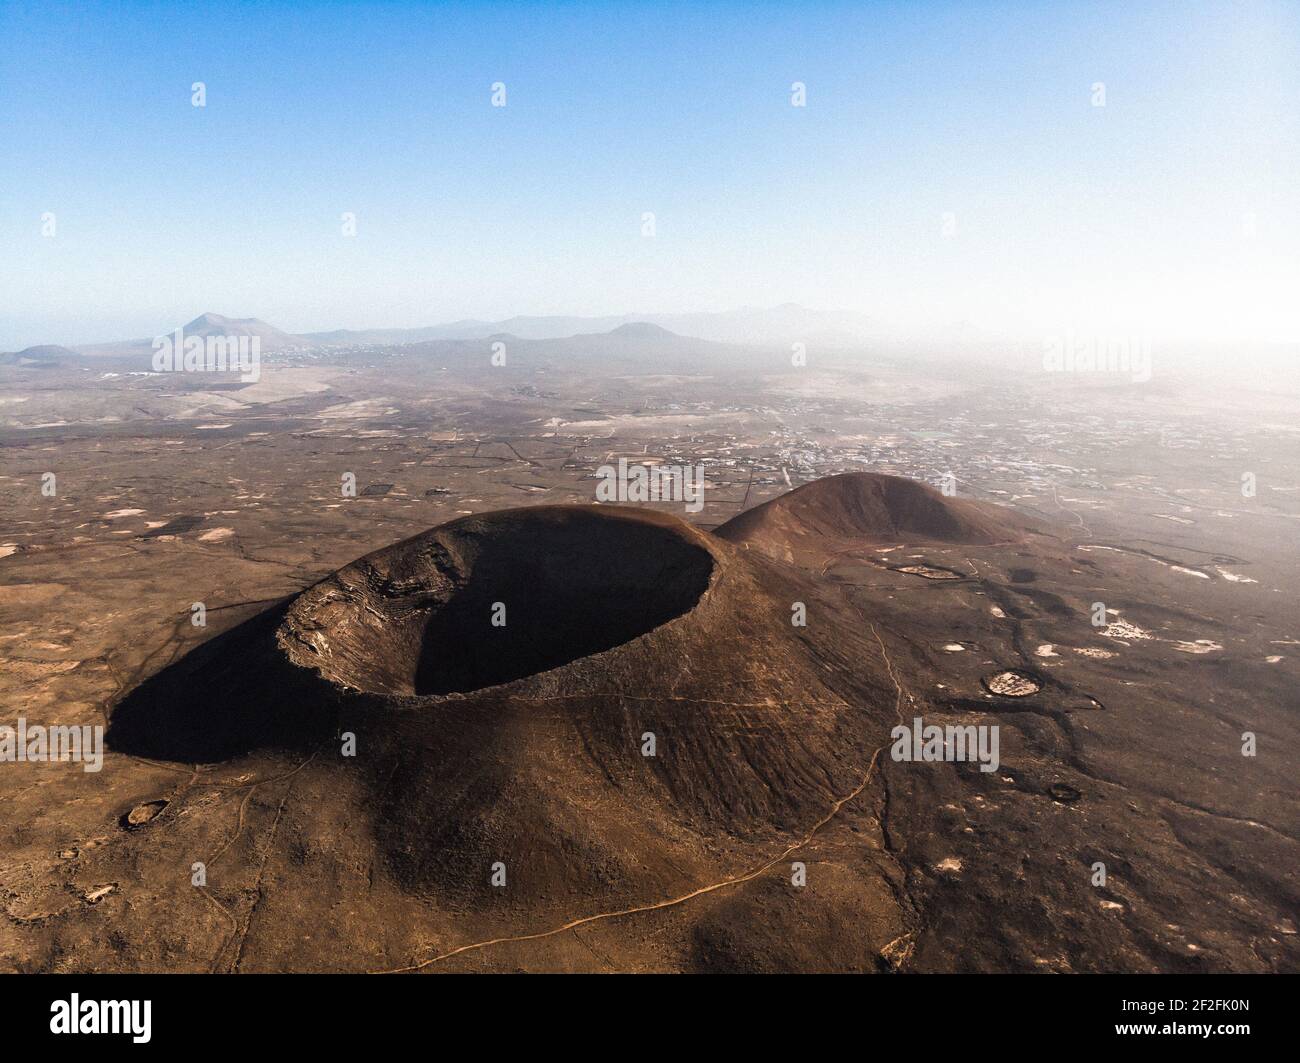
716,471,1044,565
10,479,1296,974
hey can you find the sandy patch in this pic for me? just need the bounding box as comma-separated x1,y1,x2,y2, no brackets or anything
315,399,398,420
198,527,235,543
0,658,80,681
1101,618,1153,641
229,368,340,405
0,583,68,607
1216,568,1257,583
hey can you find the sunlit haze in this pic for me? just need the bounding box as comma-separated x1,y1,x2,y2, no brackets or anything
2,0,1297,349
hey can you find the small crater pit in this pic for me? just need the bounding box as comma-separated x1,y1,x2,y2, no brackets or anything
121,799,169,829
1048,782,1082,803
893,563,966,581
981,670,1042,697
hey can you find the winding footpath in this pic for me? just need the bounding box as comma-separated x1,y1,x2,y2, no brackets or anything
372,620,910,974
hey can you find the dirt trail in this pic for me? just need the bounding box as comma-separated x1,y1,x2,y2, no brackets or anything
1051,482,1093,539
373,621,909,974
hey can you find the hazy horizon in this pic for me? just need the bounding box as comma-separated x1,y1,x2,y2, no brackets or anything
4,0,1298,351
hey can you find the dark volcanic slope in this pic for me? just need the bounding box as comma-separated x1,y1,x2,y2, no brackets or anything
716,471,1043,564
103,504,905,970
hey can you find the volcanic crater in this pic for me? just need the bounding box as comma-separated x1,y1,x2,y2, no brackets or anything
107,499,903,933
278,506,716,697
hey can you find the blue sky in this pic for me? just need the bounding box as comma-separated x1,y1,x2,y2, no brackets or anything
1,0,1297,348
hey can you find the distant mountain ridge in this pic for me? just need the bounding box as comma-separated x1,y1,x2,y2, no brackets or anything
0,344,82,367
300,303,881,348
57,304,879,357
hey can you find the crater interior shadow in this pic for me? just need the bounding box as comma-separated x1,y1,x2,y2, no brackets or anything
412,521,714,695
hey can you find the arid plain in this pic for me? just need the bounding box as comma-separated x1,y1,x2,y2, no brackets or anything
1,322,1296,972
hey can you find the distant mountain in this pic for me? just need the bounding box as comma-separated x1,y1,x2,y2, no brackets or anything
69,313,308,356
601,322,679,340
301,304,882,349
172,313,305,351
654,304,883,347
0,344,82,367
522,322,760,371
